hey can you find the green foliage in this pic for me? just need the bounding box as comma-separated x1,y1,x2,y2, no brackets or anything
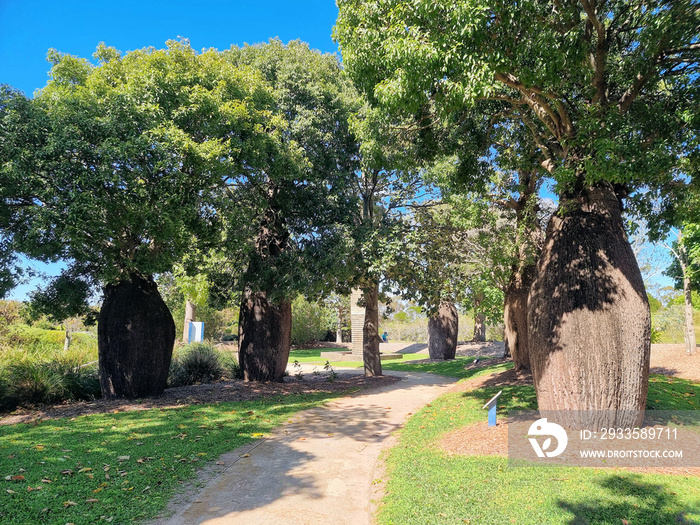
651,305,686,344
0,300,22,336
27,273,93,323
290,296,335,345
667,290,700,311
215,40,363,303
647,293,663,313
6,324,66,346
168,343,236,387
0,361,100,410
3,40,280,300
335,0,699,230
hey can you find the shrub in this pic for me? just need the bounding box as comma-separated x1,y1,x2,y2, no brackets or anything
1,360,100,409
6,325,65,346
291,296,335,345
168,343,226,387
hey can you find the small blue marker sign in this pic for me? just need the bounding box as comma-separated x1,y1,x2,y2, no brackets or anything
482,390,503,427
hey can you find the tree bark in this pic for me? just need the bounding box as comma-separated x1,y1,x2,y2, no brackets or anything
238,290,291,382
363,282,382,376
428,300,458,360
528,186,650,429
182,299,197,344
504,263,536,370
98,274,175,399
472,293,486,342
679,253,697,355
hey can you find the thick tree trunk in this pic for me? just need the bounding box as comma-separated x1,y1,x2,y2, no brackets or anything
428,300,458,360
98,274,175,399
238,290,291,382
363,282,382,376
182,299,197,344
504,263,536,370
528,186,650,429
680,256,697,355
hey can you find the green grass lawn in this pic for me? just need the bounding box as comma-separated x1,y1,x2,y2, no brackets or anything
375,360,700,525
0,392,343,524
288,348,347,363
288,347,435,368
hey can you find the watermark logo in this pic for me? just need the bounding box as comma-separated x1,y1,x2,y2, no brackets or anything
528,418,568,458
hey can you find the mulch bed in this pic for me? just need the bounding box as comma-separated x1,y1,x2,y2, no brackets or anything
0,373,400,426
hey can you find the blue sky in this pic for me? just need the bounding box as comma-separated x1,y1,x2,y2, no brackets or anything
1,0,340,97
1,0,341,300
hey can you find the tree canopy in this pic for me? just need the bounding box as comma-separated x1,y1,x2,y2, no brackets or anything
2,40,281,294
335,0,699,216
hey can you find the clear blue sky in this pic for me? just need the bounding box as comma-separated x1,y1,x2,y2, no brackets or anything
1,0,340,97
1,0,341,300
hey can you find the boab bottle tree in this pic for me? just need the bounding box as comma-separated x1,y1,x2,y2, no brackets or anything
336,1,699,425
223,40,361,381
1,41,276,398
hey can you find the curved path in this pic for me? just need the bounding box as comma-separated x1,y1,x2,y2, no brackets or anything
152,371,456,525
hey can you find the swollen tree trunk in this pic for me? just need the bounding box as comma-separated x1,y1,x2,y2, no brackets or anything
528,186,650,429
238,290,291,382
182,299,197,344
679,254,697,355
428,300,458,360
98,274,175,399
504,263,536,370
363,282,382,376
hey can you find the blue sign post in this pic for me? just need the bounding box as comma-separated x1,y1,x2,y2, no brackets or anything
482,390,503,427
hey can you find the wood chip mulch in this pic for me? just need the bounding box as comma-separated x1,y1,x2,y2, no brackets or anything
0,373,400,426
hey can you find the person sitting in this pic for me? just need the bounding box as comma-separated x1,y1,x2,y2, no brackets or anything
381,331,389,343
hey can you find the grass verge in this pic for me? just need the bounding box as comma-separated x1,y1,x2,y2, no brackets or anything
376,360,700,525
0,392,342,524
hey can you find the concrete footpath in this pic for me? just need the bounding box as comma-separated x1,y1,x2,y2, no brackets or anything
152,371,456,525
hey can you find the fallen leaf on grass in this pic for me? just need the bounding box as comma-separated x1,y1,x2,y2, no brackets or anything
41,478,52,484
61,469,74,476
117,456,130,462
6,489,16,494
86,498,99,503
93,488,103,494
10,475,25,481
63,500,78,507
78,468,93,473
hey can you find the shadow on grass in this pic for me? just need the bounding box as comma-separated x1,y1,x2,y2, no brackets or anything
557,474,700,525
460,384,538,412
